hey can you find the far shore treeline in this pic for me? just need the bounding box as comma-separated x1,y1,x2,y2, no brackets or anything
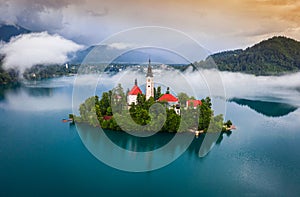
75,84,232,133
1,36,300,85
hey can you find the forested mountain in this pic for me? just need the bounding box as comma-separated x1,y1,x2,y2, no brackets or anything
206,36,300,75
0,24,31,42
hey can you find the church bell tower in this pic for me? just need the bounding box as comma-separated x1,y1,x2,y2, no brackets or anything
146,59,154,100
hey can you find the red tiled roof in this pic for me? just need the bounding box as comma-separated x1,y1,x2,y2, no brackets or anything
103,116,112,120
158,94,178,102
128,85,142,95
187,100,202,107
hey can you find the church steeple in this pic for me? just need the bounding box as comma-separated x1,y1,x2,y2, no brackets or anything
146,58,153,77
146,58,154,100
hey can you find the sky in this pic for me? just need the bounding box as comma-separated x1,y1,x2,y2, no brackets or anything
0,0,299,53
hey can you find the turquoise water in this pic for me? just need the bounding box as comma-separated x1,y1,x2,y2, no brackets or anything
1,78,300,196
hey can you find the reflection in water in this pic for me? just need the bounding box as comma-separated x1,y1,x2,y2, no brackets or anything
185,132,229,157
24,87,54,97
0,83,71,111
104,130,175,152
216,130,232,145
76,123,195,172
76,123,231,170
230,98,298,117
0,83,21,101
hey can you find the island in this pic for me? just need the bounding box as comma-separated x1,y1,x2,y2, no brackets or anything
75,59,233,134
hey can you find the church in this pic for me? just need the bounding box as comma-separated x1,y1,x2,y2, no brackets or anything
127,59,155,105
127,59,180,114
126,59,202,115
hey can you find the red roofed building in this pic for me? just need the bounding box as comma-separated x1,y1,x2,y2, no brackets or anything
158,93,180,114
103,115,112,120
158,93,178,102
128,85,142,95
127,79,142,105
186,100,202,109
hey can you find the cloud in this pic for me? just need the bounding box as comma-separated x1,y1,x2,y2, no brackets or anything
86,8,108,17
1,0,299,52
107,42,136,50
0,32,83,72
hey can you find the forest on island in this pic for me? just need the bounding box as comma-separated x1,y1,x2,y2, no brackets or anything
76,84,232,133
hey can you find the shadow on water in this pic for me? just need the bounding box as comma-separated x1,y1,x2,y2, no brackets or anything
0,83,21,101
230,98,298,117
0,83,56,100
104,130,175,152
187,131,231,157
77,123,231,160
23,87,54,97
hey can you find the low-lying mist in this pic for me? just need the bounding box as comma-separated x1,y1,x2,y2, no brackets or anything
69,66,300,118
1,68,300,112
74,67,300,106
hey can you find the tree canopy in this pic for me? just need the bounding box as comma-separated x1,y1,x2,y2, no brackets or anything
195,36,300,76
76,84,231,133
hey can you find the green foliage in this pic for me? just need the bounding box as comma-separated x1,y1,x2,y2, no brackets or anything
154,86,162,100
166,87,170,94
0,57,20,85
178,92,189,107
77,85,231,133
162,109,180,132
198,97,213,131
23,64,78,80
207,114,224,133
196,36,300,76
99,91,111,115
225,120,232,127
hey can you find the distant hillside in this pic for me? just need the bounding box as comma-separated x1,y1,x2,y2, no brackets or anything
0,24,31,42
70,45,189,64
202,36,300,75
0,55,19,85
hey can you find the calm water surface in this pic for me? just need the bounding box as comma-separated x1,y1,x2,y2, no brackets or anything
0,77,300,196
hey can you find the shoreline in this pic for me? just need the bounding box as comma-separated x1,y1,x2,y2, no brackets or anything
73,121,235,135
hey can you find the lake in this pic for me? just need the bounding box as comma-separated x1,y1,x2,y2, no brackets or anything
0,75,300,196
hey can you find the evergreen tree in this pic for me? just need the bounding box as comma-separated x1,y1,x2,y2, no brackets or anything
166,87,170,94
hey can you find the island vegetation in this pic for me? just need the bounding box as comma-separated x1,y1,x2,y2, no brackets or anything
75,84,232,133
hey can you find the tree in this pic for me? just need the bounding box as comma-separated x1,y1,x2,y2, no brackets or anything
225,120,232,127
99,92,110,115
198,97,213,131
178,92,189,107
207,114,223,133
111,84,126,114
155,86,162,100
162,109,180,132
137,93,146,107
166,87,170,94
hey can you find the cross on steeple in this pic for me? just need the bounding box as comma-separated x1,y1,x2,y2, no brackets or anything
146,58,153,77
